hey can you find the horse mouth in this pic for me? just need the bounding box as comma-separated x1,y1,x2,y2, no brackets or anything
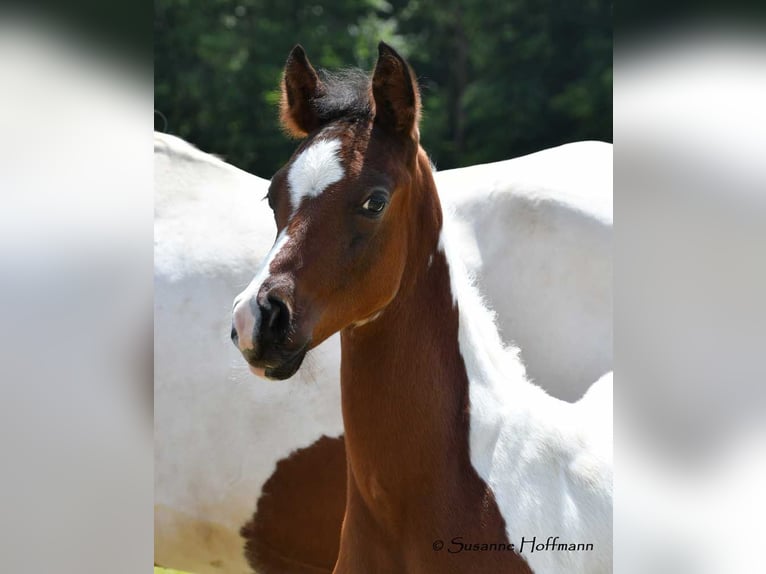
247,343,309,381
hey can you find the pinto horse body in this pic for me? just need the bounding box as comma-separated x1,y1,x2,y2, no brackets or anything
231,44,611,574
156,127,611,572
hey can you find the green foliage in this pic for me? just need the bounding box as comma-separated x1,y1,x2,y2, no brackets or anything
155,0,611,176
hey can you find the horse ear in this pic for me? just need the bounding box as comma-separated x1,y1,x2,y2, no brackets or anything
280,45,323,138
372,42,420,140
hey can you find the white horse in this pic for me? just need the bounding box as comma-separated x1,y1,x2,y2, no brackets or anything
154,132,612,573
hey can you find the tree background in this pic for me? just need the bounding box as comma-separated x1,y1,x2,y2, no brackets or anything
155,0,611,178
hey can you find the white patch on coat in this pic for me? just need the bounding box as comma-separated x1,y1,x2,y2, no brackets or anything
288,138,344,212
438,207,613,574
232,230,290,351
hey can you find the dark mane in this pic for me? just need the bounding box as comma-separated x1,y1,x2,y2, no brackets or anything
313,68,372,124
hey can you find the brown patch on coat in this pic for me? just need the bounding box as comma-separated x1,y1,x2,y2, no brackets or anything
240,435,346,574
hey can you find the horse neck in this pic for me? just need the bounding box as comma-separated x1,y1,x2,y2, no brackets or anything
338,150,527,529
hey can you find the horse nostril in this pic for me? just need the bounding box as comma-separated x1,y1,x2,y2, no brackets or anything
261,294,291,342
230,323,239,345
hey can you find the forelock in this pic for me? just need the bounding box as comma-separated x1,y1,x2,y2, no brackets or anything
314,68,373,124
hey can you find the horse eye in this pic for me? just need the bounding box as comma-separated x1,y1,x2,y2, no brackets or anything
361,193,388,215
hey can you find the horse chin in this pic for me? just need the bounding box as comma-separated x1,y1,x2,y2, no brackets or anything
257,344,309,381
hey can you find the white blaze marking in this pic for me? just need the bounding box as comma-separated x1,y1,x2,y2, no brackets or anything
287,138,344,212
232,230,290,351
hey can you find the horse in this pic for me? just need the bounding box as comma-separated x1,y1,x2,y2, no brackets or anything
231,43,612,574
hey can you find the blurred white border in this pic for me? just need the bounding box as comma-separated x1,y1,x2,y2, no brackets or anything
615,24,766,574
0,14,153,574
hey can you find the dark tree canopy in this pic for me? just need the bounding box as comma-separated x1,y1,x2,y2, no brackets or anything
155,0,611,178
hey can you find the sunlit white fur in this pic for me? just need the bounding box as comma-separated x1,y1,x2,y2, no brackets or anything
288,138,344,212
435,141,612,399
154,132,612,574
440,209,613,574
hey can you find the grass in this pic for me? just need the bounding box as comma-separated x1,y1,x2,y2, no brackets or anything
155,568,191,574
